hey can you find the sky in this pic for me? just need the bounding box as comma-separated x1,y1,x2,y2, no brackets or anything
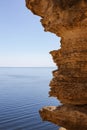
0,0,60,67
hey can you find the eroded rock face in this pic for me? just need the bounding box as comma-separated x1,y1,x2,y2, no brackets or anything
40,105,87,130
25,0,87,129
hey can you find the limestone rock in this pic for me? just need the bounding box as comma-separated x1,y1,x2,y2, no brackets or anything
25,0,87,129
59,127,67,130
39,105,87,130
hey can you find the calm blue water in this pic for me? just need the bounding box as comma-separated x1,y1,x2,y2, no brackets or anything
0,67,59,130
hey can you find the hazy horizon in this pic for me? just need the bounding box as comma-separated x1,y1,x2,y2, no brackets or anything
0,66,56,68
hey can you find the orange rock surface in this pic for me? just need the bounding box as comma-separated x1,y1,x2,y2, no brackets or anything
26,0,87,129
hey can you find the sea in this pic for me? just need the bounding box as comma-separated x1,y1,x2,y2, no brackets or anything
0,67,60,130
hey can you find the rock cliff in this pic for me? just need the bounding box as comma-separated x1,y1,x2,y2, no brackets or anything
25,0,87,129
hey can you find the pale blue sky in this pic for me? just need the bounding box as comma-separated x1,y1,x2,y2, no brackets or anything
0,0,60,67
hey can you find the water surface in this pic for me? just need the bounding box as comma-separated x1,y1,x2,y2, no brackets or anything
0,67,59,130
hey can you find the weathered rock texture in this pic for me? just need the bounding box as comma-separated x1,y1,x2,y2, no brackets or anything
25,0,87,129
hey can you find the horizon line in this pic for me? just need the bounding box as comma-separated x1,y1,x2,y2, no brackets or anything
0,66,56,68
